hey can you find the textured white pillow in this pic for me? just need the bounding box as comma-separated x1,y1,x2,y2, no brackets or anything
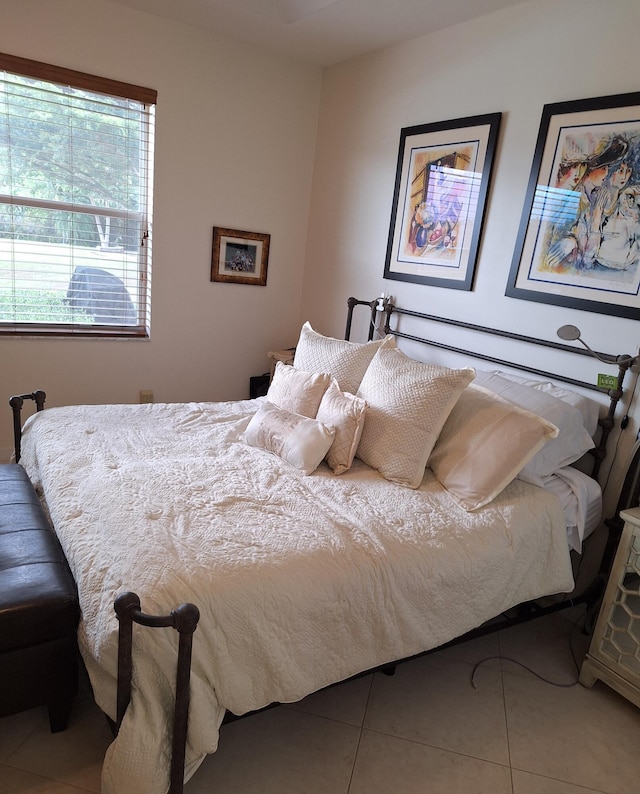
266,361,331,418
356,346,475,488
474,371,595,486
429,385,559,511
243,401,335,475
316,379,367,475
293,321,395,394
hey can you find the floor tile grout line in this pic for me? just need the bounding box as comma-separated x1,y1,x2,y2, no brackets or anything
345,672,375,793
497,629,516,794
508,765,611,794
354,723,513,772
0,712,43,766
0,760,97,793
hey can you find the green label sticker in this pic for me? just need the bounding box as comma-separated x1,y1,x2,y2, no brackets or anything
597,373,618,389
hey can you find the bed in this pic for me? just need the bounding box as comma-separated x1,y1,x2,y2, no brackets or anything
12,298,635,794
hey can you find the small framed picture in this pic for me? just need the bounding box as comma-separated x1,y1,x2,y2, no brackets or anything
211,227,270,286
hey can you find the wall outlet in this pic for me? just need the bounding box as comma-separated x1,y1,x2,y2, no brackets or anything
139,390,154,404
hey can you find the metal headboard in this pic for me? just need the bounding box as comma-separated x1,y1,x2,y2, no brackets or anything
345,297,635,482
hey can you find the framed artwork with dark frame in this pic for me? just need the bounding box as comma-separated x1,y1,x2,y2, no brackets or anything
384,113,501,290
506,91,640,319
211,227,270,286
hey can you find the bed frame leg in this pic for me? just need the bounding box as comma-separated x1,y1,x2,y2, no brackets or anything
114,592,200,794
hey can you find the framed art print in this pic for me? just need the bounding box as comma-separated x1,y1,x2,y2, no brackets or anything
384,113,501,290
211,227,270,286
506,91,640,319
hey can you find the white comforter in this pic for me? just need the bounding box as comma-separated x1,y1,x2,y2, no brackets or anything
19,399,574,794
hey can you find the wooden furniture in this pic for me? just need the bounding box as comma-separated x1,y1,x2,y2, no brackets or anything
580,503,640,707
0,463,79,731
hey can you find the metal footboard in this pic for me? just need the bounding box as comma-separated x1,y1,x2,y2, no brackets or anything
114,592,200,794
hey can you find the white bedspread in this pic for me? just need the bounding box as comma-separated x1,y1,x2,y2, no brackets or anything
19,399,574,794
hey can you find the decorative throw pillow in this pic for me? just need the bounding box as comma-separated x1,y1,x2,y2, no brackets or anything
243,401,335,475
293,321,395,394
355,346,475,488
266,361,331,418
316,379,367,475
429,384,559,511
473,371,595,486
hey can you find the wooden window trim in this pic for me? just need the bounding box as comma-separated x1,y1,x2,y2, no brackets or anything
0,52,157,105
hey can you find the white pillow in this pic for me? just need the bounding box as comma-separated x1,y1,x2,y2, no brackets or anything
355,346,475,488
429,384,559,511
474,371,595,486
482,369,601,438
293,321,395,394
316,379,367,475
243,401,335,475
266,361,330,418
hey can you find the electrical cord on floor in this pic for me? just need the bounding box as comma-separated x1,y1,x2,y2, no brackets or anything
470,656,579,690
470,607,587,690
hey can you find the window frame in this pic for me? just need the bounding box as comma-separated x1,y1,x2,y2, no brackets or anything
0,53,157,338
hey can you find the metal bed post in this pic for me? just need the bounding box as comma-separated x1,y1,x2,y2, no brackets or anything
345,297,379,341
590,359,632,481
114,592,200,794
9,390,46,463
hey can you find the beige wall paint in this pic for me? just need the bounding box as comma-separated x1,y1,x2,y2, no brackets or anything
0,0,321,451
300,0,640,514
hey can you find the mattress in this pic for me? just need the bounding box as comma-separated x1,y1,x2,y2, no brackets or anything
18,399,575,794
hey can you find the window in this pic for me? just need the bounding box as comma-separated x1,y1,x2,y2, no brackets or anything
0,54,156,337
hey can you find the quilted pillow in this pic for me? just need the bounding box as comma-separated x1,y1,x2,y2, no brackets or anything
293,321,395,394
243,401,335,475
474,371,595,486
266,361,331,418
316,378,367,475
429,384,559,511
355,346,475,488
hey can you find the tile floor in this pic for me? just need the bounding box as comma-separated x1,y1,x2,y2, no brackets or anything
1,606,639,793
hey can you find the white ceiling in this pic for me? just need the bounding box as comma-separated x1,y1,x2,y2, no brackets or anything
107,0,525,66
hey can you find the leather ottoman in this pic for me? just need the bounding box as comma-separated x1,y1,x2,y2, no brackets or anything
0,464,79,732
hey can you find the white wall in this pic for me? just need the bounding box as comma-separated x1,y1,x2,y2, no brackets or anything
301,0,640,513
0,0,321,452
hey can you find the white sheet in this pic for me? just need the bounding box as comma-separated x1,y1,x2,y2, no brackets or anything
19,399,574,794
542,466,602,553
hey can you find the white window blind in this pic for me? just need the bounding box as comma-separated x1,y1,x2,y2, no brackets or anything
0,54,156,336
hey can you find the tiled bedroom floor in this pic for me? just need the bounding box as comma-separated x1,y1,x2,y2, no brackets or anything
1,606,639,793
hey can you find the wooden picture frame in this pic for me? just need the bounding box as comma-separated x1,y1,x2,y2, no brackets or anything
506,91,640,319
211,227,270,286
384,113,501,290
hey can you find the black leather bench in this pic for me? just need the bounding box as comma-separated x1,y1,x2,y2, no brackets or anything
0,463,80,732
